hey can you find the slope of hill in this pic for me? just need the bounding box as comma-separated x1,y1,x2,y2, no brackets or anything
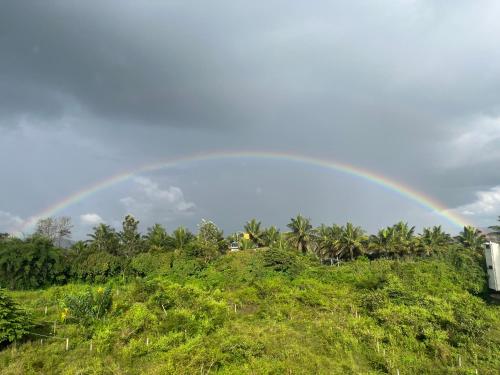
1,248,499,374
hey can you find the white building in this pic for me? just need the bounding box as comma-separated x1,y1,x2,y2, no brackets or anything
484,242,500,292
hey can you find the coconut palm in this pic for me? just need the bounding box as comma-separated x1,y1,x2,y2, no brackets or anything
244,219,264,247
173,226,190,250
337,223,366,260
262,226,281,247
368,227,395,258
419,225,452,256
287,215,315,254
457,226,486,252
144,223,171,251
317,224,342,260
87,223,119,255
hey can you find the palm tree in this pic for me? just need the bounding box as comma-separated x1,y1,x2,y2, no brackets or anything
457,226,486,252
244,219,264,247
488,216,500,241
173,226,190,250
337,223,366,260
87,224,119,255
392,221,416,257
287,215,315,254
419,225,451,256
144,223,170,251
262,226,281,247
368,227,395,258
317,224,342,260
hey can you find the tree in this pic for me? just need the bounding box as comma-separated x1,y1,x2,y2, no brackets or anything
369,222,417,258
262,226,281,247
419,226,452,256
119,215,143,258
173,226,192,250
287,215,315,254
337,223,366,260
244,219,263,247
0,289,32,344
144,224,172,252
488,216,500,241
0,237,65,289
197,219,225,250
368,227,395,258
391,221,417,257
457,226,486,252
316,224,342,260
87,224,119,255
35,216,73,247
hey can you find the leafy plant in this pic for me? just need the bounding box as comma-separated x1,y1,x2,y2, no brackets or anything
0,289,31,345
63,286,112,326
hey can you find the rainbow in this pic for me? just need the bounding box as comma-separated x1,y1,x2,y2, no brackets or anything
15,150,469,233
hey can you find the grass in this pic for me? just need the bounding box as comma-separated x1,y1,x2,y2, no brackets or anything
1,250,499,374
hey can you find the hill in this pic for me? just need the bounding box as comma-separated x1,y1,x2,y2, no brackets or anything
1,247,499,374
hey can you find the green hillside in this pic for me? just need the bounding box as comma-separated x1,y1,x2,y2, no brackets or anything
1,246,499,374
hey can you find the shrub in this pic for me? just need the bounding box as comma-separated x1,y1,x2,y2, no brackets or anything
63,286,113,326
130,253,172,276
263,248,303,276
0,289,32,345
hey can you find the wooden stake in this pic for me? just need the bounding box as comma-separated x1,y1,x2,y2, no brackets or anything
458,355,462,367
40,339,43,345
376,340,380,353
65,338,69,351
146,337,149,346
90,340,93,351
44,306,47,315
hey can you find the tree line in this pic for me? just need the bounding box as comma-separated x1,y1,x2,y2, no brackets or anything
0,214,498,290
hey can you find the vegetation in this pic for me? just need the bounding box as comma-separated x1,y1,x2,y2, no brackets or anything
0,290,31,346
0,214,499,374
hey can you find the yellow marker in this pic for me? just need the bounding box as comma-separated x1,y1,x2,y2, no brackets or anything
243,233,250,240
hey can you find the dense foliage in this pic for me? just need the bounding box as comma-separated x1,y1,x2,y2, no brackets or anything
0,290,31,346
0,215,498,373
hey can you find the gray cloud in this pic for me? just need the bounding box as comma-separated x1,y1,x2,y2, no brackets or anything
2,1,500,235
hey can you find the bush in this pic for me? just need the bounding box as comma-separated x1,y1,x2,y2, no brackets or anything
0,289,31,345
69,250,123,283
263,248,303,276
62,286,113,326
130,253,173,276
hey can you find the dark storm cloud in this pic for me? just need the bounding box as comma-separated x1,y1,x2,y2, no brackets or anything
3,1,499,132
2,1,500,233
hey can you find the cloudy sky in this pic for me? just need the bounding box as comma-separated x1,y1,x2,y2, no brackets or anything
1,1,500,239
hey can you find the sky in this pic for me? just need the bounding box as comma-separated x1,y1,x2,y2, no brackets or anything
1,1,500,239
